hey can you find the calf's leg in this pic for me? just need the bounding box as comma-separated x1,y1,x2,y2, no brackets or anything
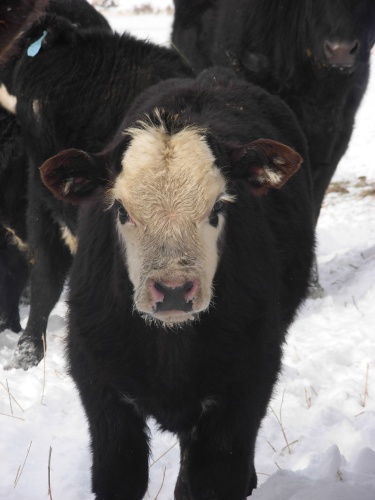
0,232,29,333
6,207,71,369
175,409,258,499
75,380,150,500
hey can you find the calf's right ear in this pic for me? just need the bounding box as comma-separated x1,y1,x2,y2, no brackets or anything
40,148,108,204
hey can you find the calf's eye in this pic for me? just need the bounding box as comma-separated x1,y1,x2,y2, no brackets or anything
115,201,129,224
212,200,223,213
209,200,224,227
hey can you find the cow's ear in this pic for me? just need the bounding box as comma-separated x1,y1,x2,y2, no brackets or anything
230,138,303,195
40,148,108,204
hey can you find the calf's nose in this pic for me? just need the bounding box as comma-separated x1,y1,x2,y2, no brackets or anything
149,279,199,312
323,39,359,66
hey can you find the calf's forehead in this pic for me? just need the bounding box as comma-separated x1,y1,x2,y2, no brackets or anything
111,123,227,225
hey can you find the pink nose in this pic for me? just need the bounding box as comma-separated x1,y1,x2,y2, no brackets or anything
148,279,199,312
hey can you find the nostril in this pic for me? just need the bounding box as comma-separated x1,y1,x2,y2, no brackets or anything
149,280,165,303
154,281,166,293
184,279,199,302
323,40,334,58
350,40,359,55
182,281,194,293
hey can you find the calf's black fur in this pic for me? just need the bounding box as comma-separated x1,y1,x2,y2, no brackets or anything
0,0,110,342
41,68,315,499
0,107,29,333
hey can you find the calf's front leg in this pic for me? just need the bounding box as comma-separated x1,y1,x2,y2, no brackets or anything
175,407,258,499
78,383,150,500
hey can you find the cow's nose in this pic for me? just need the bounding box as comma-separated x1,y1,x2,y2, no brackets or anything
323,39,359,66
149,279,199,312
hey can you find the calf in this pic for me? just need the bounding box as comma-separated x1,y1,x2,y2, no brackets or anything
172,1,375,231
0,0,111,344
41,68,315,499
0,0,192,369
0,0,47,332
0,107,29,333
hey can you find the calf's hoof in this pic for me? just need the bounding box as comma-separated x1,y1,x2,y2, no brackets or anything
5,333,44,370
0,316,22,333
308,280,325,299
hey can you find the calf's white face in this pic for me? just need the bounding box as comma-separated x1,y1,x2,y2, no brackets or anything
110,120,233,326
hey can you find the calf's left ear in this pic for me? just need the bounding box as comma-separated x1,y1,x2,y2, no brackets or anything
230,138,303,195
40,148,108,204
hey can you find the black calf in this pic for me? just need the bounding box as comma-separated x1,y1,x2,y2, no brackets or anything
0,107,29,333
41,67,315,499
0,0,110,348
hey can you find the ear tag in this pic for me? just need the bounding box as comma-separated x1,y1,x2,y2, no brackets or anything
27,30,47,57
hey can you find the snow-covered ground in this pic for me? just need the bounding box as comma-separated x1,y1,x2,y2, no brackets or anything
1,2,374,499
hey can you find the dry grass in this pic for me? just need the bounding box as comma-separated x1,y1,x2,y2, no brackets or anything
324,176,375,203
14,441,32,488
270,389,297,455
359,187,375,198
131,4,174,15
150,441,178,467
48,447,53,500
94,2,174,16
41,334,47,405
154,466,167,500
0,379,25,414
326,182,349,194
354,176,368,188
304,388,311,409
360,363,370,407
354,175,375,197
0,412,24,421
92,0,118,8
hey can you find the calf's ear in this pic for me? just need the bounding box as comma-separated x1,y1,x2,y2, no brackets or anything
0,0,49,64
40,148,108,204
230,138,303,195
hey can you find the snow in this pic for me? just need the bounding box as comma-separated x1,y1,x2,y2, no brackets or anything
1,1,374,498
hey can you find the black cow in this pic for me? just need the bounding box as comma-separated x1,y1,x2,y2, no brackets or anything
0,0,111,339
0,1,192,369
172,0,375,223
0,1,44,334
40,68,315,499
0,107,29,333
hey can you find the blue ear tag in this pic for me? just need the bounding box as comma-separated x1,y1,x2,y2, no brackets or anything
27,30,47,57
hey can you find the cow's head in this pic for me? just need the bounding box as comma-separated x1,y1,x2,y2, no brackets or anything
40,111,302,326
245,0,375,80
306,0,375,71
